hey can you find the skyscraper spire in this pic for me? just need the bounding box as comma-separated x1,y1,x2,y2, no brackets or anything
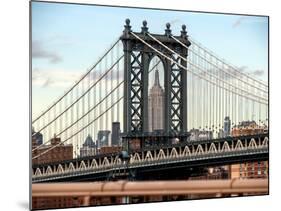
154,69,160,86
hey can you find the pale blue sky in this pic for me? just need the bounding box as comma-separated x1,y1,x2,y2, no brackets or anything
32,1,268,117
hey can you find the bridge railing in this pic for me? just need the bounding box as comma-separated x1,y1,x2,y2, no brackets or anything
32,179,268,204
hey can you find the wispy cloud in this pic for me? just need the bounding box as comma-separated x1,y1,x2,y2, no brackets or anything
32,68,83,88
251,69,265,76
32,40,62,64
170,19,181,25
197,65,264,82
232,17,246,28
32,67,124,89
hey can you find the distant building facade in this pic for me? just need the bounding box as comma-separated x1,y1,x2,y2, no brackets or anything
32,137,73,165
218,129,224,139
97,130,111,148
148,69,165,132
32,128,43,145
223,116,231,137
189,129,213,141
230,121,268,179
231,161,268,179
79,135,97,157
231,120,267,137
111,122,121,146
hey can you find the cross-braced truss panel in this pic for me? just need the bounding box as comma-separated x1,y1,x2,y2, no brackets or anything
130,51,143,132
170,54,182,131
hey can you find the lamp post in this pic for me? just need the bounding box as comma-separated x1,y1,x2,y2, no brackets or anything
120,150,130,204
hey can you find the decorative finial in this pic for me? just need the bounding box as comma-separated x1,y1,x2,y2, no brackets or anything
181,24,187,39
125,18,130,26
165,22,172,36
143,20,147,27
182,24,186,31
123,18,132,36
166,22,171,29
141,20,148,34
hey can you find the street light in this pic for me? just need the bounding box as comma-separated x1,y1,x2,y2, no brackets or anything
119,150,130,204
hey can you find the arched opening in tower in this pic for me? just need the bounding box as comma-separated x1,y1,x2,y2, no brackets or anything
148,56,165,132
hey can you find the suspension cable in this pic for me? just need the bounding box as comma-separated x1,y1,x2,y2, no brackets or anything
32,96,123,160
32,80,124,152
32,55,124,137
147,33,267,102
32,38,121,124
142,32,267,105
189,37,268,88
32,57,160,150
173,35,268,91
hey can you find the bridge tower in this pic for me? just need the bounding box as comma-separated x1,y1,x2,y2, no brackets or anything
120,19,191,151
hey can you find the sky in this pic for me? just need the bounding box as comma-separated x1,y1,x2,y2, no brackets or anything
32,1,268,118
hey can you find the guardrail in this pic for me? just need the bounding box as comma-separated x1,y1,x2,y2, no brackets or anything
32,179,268,197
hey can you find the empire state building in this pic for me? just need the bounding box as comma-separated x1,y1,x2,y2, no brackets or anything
148,69,165,132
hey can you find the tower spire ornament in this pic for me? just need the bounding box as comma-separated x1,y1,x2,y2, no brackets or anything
154,69,160,86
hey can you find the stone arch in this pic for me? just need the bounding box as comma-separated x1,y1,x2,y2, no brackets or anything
262,137,269,147
79,161,87,170
170,147,178,158
46,166,53,175
90,159,98,169
102,157,110,167
114,156,122,165
235,140,244,150
131,153,141,163
57,164,64,173
182,146,191,156
209,143,217,153
195,144,204,155
248,138,257,149
221,141,230,152
145,151,154,161
157,149,166,160
35,168,42,176
68,162,75,172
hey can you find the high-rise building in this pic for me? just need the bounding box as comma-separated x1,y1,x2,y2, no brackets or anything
224,116,231,137
32,127,43,145
80,134,97,157
148,69,165,132
97,130,111,148
111,122,121,146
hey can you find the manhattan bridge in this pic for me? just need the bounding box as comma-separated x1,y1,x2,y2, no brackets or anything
31,19,269,183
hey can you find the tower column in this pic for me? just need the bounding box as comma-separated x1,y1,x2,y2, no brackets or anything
142,51,149,133
164,57,172,133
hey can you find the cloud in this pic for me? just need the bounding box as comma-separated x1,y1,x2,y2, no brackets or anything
32,68,83,88
32,40,62,63
196,65,251,82
251,69,265,76
237,66,248,72
32,67,124,89
236,66,265,77
232,17,246,28
87,69,124,81
42,78,54,88
170,19,181,26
